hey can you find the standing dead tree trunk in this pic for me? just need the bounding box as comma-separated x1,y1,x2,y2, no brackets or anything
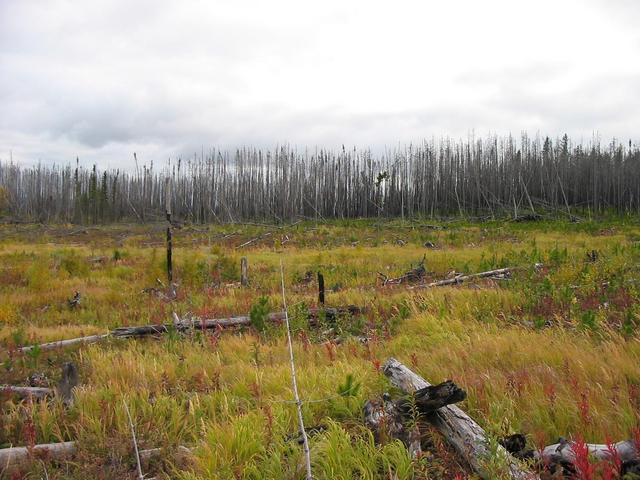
317,272,325,305
382,358,537,480
165,177,173,288
240,257,248,286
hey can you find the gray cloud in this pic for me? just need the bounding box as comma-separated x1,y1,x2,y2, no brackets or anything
1,0,639,168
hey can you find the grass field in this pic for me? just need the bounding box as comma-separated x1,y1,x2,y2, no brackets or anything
1,219,639,479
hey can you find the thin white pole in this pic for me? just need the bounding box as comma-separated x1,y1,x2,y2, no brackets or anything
279,260,312,479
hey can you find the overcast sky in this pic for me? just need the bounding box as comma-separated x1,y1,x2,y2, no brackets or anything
1,0,639,168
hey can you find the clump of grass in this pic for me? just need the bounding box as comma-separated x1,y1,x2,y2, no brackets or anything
52,248,89,277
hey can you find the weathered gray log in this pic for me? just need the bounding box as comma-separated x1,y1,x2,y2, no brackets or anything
17,334,109,353
111,306,365,338
414,267,513,288
0,385,53,400
0,441,77,472
237,232,272,248
0,441,191,474
15,307,366,349
382,358,536,479
534,438,638,465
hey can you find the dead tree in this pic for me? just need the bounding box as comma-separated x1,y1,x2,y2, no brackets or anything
380,358,536,479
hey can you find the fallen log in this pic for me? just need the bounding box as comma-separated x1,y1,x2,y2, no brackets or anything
0,385,53,400
17,334,109,353
502,433,640,476
382,358,536,479
0,441,77,472
412,263,544,289
0,441,192,474
534,438,638,465
112,306,364,338
14,307,366,349
412,267,513,288
237,232,272,249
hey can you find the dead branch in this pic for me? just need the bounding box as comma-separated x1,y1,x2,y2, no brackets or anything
237,232,272,249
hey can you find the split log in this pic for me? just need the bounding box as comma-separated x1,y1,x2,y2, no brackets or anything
0,441,192,474
382,358,536,479
0,385,53,400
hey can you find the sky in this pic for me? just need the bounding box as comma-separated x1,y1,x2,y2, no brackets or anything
1,0,639,169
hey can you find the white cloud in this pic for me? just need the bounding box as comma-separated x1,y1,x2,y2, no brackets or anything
1,0,639,168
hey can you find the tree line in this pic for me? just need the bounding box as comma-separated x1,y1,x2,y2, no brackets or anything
1,134,638,224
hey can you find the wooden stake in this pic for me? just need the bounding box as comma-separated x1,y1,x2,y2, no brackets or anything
317,272,325,305
165,176,173,285
240,257,248,286
166,226,173,284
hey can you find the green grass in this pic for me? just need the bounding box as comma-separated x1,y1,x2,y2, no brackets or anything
0,220,639,479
